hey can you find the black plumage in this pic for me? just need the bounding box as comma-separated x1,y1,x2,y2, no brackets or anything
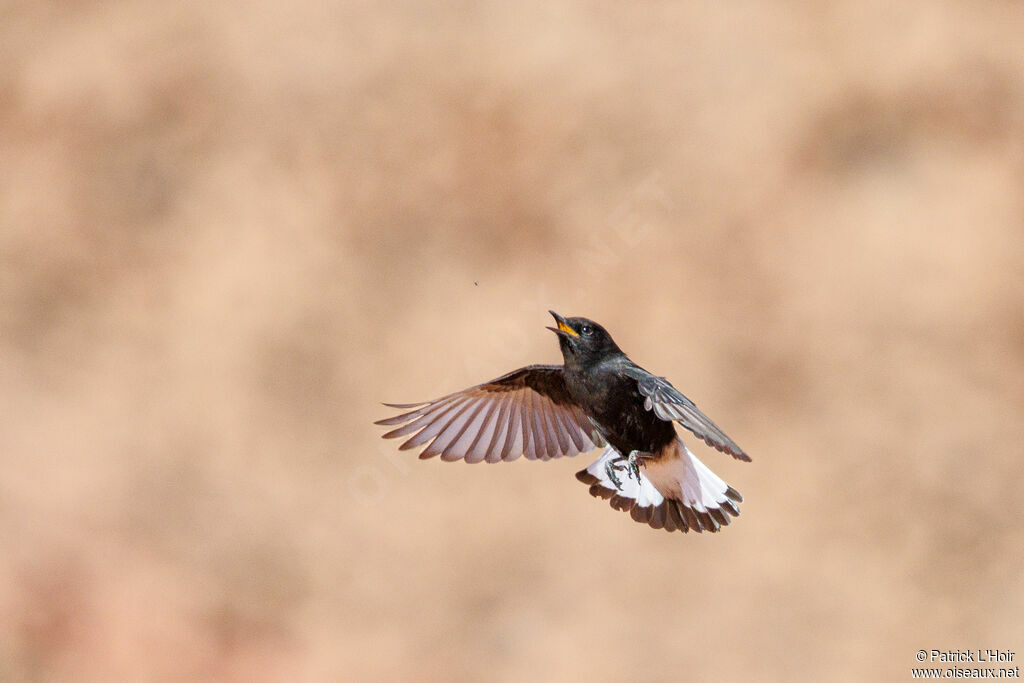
376,311,750,533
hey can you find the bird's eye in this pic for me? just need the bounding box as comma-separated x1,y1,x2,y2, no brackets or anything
580,324,593,336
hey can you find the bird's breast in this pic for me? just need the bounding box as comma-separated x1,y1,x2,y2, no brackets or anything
565,367,674,455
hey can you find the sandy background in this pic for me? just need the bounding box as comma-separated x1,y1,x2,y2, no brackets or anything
2,1,1024,681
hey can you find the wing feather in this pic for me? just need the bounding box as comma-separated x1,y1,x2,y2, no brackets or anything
620,362,751,462
479,398,511,464
397,396,472,451
377,365,602,463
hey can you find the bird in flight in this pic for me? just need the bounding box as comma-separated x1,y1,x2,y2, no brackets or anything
375,312,750,533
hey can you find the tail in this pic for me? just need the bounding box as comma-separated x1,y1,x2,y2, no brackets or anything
575,437,743,533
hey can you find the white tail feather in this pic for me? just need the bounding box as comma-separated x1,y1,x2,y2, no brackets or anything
577,437,742,533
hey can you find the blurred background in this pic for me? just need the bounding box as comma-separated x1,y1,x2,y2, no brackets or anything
2,1,1023,680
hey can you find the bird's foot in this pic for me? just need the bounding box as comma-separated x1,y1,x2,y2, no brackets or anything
605,459,624,490
626,451,642,484
605,451,644,491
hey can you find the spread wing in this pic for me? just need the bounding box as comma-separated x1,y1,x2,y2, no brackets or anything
620,363,751,462
375,365,605,463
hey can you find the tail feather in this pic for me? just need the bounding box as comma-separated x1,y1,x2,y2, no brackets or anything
575,437,743,533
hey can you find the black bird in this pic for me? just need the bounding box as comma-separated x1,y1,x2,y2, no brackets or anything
375,312,750,533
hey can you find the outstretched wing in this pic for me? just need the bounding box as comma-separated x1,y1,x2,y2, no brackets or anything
620,363,751,462
375,365,605,463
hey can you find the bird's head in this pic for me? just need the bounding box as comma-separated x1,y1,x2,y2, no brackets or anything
546,311,622,366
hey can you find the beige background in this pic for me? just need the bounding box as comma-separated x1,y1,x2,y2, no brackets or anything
2,2,1023,681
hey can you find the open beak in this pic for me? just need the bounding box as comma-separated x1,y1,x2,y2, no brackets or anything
546,310,579,338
